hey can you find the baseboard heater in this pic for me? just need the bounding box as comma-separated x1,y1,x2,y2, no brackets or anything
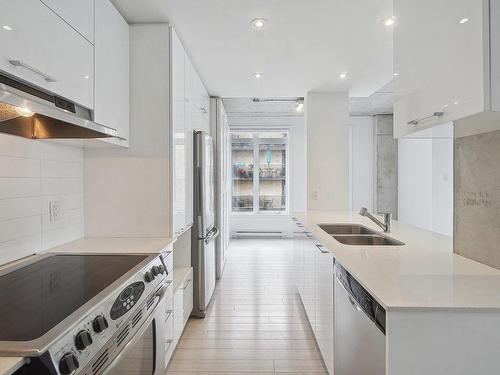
232,231,287,239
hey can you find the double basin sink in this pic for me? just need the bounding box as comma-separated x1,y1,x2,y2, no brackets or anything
319,224,405,246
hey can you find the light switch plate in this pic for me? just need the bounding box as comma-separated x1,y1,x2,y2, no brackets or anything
312,190,319,200
49,200,61,222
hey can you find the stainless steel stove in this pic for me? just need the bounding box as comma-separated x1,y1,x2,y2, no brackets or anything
0,251,170,375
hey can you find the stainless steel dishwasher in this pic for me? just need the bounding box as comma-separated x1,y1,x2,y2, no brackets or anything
334,263,386,375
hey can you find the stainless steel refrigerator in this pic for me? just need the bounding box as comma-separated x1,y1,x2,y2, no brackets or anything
191,130,219,318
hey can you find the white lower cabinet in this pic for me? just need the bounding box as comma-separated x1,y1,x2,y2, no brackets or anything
293,222,334,374
167,267,193,369
315,246,335,374
164,285,175,367
303,238,316,330
173,286,184,346
0,0,94,109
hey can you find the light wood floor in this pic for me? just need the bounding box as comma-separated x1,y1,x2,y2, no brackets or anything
166,238,327,374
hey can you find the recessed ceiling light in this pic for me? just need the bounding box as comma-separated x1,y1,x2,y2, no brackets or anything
250,18,268,30
84,75,89,79
339,72,348,80
459,18,469,24
393,72,400,77
384,16,395,26
2,25,13,31
252,72,263,79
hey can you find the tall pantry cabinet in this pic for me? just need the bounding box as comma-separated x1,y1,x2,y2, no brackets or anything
171,28,211,236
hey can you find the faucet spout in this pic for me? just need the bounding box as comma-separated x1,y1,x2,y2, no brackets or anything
359,207,391,233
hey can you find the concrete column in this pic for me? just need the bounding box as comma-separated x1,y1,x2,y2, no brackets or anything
306,91,349,210
374,114,398,219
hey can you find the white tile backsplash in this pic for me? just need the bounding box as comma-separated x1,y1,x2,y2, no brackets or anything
0,134,84,265
0,178,41,199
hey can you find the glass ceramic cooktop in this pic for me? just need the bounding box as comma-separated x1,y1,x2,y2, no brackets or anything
0,254,148,342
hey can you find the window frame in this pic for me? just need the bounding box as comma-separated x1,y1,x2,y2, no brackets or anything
230,129,290,216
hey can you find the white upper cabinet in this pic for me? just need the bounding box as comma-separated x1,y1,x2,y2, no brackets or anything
172,29,187,234
185,53,209,131
40,0,94,43
394,0,500,138
171,27,209,234
94,0,130,144
0,0,94,109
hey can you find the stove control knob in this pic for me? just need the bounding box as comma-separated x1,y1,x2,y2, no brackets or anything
92,315,108,334
59,352,79,375
75,329,93,350
144,270,155,283
151,265,160,276
158,264,166,274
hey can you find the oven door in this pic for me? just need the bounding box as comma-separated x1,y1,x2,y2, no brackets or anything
101,287,166,375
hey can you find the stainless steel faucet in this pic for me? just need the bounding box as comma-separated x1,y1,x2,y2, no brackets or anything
359,207,391,233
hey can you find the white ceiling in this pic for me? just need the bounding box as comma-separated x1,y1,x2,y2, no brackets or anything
113,0,393,98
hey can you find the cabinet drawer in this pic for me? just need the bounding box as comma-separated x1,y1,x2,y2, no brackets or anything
164,309,174,368
162,250,174,275
165,306,174,336
40,0,94,43
183,277,193,324
0,0,94,108
164,281,174,307
173,288,184,344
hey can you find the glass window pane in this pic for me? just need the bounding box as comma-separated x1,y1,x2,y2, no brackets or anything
258,137,287,212
232,134,253,212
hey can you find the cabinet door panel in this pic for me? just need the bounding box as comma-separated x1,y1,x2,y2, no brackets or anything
172,30,187,234
394,0,486,137
293,231,305,299
303,240,316,327
173,288,184,345
95,0,129,142
0,0,94,108
40,0,94,43
315,251,334,375
185,117,194,226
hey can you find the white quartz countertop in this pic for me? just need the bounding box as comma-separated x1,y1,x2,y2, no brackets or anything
0,357,24,375
46,236,175,254
296,211,500,310
0,237,176,375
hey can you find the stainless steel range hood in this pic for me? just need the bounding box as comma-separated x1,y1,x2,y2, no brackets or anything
0,73,117,139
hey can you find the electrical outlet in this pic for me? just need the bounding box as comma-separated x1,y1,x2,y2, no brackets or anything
49,201,61,222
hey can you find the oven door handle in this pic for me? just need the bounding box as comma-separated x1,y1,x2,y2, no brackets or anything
101,284,168,374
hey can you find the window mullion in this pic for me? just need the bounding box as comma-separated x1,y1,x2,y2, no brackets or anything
253,133,259,214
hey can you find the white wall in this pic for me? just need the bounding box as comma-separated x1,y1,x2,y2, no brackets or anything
227,115,306,236
85,24,172,237
398,123,453,237
307,91,349,210
0,134,84,265
349,116,374,212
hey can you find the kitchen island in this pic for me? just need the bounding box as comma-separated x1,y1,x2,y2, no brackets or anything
294,211,500,375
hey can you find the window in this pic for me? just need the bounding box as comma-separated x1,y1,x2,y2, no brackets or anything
231,130,289,213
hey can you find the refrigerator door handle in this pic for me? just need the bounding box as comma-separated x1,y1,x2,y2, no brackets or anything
204,226,220,244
